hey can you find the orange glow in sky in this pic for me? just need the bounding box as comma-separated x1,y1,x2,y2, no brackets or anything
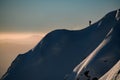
0,33,45,40
0,32,46,78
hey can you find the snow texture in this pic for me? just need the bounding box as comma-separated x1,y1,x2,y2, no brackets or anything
1,9,120,80
99,60,120,80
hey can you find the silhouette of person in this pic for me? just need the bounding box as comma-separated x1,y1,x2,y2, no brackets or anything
89,20,92,26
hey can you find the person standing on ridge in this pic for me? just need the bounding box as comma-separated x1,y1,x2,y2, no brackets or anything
89,20,92,26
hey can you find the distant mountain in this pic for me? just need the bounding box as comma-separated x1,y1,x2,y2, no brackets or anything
1,9,120,80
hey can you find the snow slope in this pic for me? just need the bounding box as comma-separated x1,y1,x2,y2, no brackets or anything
66,9,120,80
67,33,112,80
1,9,120,80
99,60,120,80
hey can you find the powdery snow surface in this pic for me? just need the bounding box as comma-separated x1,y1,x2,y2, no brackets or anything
99,60,120,80
1,9,120,80
70,35,111,80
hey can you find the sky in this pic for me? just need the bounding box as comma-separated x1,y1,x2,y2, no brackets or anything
0,0,120,33
0,0,120,78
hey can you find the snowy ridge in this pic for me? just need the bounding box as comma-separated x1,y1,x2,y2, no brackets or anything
66,28,112,80
1,9,120,80
75,34,111,80
67,9,120,80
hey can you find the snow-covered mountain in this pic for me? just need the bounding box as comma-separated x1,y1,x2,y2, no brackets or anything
1,9,120,80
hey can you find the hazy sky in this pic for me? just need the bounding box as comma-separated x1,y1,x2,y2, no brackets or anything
0,0,120,33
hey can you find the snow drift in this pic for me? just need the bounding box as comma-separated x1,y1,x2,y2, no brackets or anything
1,9,120,80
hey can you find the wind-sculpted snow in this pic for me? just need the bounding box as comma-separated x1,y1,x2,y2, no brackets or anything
74,35,111,80
1,9,120,80
66,26,120,80
99,60,120,80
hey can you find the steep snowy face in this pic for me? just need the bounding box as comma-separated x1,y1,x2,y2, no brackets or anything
1,9,120,80
66,10,120,80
